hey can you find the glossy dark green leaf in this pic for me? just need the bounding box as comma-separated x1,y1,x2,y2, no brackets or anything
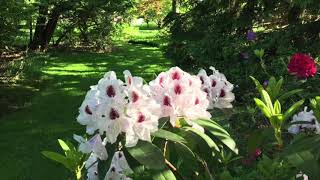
41,151,73,171
278,89,303,101
283,99,305,121
152,129,187,144
195,119,238,154
152,169,176,180
183,127,219,154
127,141,165,170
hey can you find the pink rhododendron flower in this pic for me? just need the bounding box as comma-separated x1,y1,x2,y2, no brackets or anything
288,53,317,78
198,67,235,109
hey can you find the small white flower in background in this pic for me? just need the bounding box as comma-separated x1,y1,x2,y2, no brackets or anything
73,134,108,160
104,151,133,180
197,66,235,109
149,67,211,126
296,172,308,180
288,107,320,135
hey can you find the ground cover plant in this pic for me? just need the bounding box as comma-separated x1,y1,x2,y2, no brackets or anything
0,0,319,180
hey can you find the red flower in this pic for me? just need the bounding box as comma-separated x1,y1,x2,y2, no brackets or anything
288,53,317,78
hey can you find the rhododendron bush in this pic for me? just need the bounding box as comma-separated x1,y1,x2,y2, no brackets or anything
43,67,237,179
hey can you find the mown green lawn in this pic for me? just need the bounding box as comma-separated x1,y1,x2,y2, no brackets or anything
0,27,171,180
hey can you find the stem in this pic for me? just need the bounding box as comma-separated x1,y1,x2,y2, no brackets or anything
163,140,185,180
260,58,271,76
75,166,82,180
202,160,214,180
275,128,283,149
165,158,186,180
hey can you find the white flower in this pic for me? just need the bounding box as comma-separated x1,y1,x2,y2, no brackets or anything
104,151,132,180
77,86,101,135
97,71,125,100
96,101,128,144
74,134,108,160
104,168,131,180
123,70,162,147
288,107,320,135
149,67,211,126
85,153,99,180
125,102,161,147
198,66,235,109
296,171,308,180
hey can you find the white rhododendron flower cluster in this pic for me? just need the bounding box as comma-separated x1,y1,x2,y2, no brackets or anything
197,67,235,109
75,67,235,180
149,67,211,126
77,71,161,147
288,107,320,134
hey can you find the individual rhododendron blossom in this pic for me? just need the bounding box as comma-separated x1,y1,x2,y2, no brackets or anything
288,53,317,78
125,101,161,147
288,107,320,135
77,85,101,135
197,67,235,109
85,153,99,180
104,151,133,180
149,67,211,126
73,134,108,160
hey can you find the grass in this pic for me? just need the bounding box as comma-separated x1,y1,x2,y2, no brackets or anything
0,26,171,180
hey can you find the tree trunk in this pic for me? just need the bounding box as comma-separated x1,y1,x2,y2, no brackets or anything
288,5,302,25
28,16,33,46
29,5,48,50
54,27,73,47
29,5,60,51
41,10,60,50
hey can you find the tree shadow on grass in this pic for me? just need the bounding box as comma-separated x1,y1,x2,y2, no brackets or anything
0,42,171,179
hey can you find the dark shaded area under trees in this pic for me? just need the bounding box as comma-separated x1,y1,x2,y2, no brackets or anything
0,0,134,53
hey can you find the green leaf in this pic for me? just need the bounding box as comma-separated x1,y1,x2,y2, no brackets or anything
219,170,233,180
278,89,303,101
183,127,219,154
174,142,198,175
250,76,263,92
283,99,305,121
152,129,187,144
41,151,73,171
254,98,272,118
267,76,276,96
195,119,238,154
261,90,274,113
273,100,281,114
247,127,273,153
273,77,283,99
286,151,320,180
310,97,320,122
152,169,176,180
127,141,165,170
283,135,320,154
58,139,70,152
